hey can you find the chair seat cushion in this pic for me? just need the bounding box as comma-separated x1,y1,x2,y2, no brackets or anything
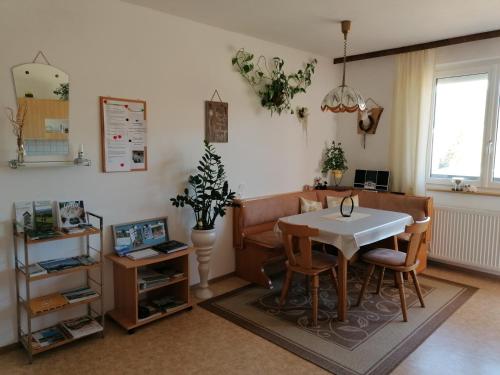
244,230,283,249
362,248,409,266
295,251,338,269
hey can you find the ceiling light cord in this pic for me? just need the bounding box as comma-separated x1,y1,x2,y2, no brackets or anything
342,33,347,87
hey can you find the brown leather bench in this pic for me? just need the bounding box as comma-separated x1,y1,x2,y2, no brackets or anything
233,189,433,288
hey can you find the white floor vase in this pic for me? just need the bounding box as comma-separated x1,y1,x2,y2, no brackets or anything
191,228,217,299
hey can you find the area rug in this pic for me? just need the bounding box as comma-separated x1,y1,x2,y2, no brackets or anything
199,267,477,375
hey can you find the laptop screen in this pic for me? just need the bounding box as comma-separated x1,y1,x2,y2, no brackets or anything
112,217,169,256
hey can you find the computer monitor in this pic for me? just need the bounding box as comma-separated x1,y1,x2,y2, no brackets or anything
353,169,390,191
112,217,169,256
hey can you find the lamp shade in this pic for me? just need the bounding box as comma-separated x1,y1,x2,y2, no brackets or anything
321,85,366,113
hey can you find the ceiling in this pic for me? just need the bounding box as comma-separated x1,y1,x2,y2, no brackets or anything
125,0,500,59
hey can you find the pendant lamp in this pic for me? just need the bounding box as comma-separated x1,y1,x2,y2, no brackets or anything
321,20,366,113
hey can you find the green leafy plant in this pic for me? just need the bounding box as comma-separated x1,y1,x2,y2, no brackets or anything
321,141,348,174
232,49,317,115
171,141,236,230
53,82,69,100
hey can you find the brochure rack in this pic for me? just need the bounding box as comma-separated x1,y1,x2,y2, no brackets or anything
13,212,104,363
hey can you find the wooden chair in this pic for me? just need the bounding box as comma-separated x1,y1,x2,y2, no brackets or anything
355,218,430,322
278,221,339,327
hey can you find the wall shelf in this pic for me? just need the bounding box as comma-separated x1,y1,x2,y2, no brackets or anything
8,159,91,169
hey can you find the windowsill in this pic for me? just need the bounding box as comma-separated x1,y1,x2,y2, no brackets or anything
427,186,500,198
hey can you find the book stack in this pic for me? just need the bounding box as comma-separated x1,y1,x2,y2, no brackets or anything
31,326,67,350
62,287,98,304
151,296,185,312
60,316,103,339
137,268,170,290
138,301,161,321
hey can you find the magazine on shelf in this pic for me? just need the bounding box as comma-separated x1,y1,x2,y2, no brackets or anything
76,255,97,266
34,200,55,232
31,326,67,349
14,201,34,233
60,316,103,339
138,268,170,290
23,263,47,277
38,257,82,273
62,286,98,304
57,200,87,229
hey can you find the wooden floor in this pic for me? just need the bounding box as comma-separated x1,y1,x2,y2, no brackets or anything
1,264,499,375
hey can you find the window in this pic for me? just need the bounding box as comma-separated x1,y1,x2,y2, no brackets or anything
428,63,500,188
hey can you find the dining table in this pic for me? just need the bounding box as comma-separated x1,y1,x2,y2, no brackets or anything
279,206,413,321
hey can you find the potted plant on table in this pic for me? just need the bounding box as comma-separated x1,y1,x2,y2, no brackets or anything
171,141,235,299
321,141,348,187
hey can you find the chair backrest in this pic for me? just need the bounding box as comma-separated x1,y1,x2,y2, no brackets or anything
404,217,430,267
278,221,319,269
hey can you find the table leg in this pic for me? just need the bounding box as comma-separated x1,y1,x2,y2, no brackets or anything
337,252,348,321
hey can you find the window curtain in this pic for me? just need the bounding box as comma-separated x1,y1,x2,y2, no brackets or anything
389,49,435,195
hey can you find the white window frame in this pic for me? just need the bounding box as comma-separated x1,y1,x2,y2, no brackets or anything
426,60,500,189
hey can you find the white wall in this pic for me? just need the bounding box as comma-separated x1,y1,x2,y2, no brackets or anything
0,0,339,346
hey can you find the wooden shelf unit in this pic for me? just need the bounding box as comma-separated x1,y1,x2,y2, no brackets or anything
106,248,194,333
13,212,104,363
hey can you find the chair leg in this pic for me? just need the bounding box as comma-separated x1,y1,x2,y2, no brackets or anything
410,270,425,308
329,267,339,295
395,271,408,322
393,235,399,251
311,275,319,327
279,269,293,307
356,264,375,307
376,267,385,295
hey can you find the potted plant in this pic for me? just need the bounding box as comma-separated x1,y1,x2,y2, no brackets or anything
321,141,348,186
171,141,235,299
231,49,317,115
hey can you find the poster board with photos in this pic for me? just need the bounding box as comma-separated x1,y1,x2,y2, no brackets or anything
100,96,147,172
111,217,168,256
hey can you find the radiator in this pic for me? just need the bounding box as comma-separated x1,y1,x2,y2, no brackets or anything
431,206,500,274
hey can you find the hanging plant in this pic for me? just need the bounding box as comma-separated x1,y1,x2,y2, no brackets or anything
231,49,317,115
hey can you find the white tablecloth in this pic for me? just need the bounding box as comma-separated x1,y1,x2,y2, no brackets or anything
279,207,413,260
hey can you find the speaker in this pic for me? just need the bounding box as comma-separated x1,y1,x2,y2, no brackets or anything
353,169,390,191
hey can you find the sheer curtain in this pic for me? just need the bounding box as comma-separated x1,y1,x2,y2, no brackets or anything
389,49,435,195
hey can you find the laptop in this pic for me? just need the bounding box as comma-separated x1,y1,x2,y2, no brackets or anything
112,217,188,259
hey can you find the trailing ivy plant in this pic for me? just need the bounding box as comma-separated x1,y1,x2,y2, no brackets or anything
232,49,317,115
171,141,236,230
321,141,348,174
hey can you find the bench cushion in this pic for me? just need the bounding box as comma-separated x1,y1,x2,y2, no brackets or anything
245,230,283,249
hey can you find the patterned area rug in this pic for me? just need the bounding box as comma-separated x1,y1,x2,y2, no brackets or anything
200,267,477,375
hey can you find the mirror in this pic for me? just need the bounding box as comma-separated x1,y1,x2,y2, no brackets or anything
12,62,70,156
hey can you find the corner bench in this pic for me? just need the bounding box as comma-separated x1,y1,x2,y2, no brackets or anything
233,189,433,288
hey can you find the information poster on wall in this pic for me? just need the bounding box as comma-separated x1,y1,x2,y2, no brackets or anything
100,96,147,172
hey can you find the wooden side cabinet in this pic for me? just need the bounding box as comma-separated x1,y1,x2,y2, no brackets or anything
106,248,193,333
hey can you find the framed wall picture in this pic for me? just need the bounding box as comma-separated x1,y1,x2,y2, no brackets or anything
100,96,147,172
205,99,228,143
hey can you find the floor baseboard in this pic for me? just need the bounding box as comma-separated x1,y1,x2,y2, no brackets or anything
428,259,500,280
190,271,236,289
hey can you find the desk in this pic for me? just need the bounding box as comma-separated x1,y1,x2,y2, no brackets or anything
280,207,412,321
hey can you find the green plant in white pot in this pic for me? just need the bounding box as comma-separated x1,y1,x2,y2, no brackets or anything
171,141,235,299
321,141,348,187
